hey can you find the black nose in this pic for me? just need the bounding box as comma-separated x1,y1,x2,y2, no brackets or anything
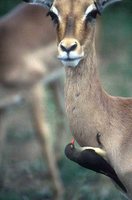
60,42,77,53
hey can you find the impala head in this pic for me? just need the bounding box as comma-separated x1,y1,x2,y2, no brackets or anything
23,0,121,67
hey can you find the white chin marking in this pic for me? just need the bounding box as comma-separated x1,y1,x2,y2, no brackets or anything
61,59,81,68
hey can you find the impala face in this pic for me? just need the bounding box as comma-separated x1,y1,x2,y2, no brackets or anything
48,0,98,67
23,0,121,67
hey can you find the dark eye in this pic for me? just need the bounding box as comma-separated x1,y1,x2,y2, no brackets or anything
70,144,74,149
47,11,59,25
86,10,98,22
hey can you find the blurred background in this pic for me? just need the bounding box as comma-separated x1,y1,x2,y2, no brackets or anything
0,0,131,199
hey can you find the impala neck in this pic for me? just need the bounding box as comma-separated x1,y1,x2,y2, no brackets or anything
65,28,104,98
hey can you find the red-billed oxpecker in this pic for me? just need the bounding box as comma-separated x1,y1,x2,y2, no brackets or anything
65,139,127,194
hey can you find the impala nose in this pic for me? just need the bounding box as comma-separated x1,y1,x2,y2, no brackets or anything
60,41,77,53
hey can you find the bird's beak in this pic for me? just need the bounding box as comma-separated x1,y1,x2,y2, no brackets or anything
71,138,75,145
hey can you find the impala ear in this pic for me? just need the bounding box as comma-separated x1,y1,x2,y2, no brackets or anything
95,0,122,14
23,0,53,9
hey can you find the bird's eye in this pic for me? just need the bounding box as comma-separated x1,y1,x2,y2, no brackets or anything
47,11,59,25
86,10,98,22
70,144,74,149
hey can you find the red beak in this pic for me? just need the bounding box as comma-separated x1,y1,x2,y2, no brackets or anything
71,138,75,145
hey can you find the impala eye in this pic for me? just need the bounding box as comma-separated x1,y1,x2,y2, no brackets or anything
47,11,59,25
86,10,98,22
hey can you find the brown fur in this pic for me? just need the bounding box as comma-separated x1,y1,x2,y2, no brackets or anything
52,0,132,198
0,3,56,88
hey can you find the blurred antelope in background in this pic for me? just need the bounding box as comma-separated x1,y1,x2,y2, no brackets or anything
0,2,65,200
24,0,132,199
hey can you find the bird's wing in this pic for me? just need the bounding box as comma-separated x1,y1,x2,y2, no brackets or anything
80,146,107,158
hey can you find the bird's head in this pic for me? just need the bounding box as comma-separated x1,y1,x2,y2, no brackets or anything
64,138,76,160
70,138,75,147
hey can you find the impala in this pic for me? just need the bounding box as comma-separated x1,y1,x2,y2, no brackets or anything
24,0,132,199
0,3,64,199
